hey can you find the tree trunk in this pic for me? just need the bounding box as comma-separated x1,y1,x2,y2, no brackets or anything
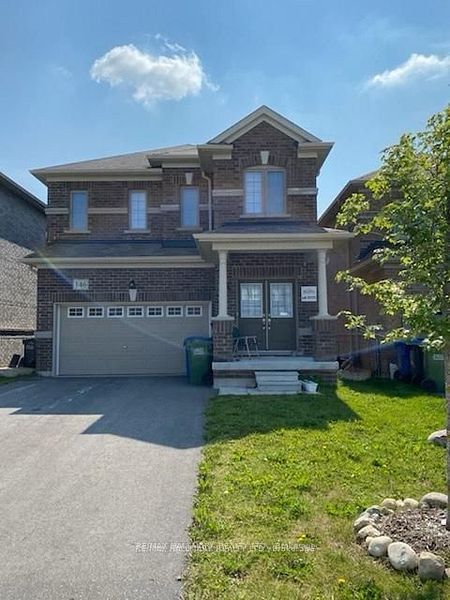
447,343,450,530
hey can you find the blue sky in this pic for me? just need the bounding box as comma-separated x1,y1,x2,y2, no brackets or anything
1,0,449,215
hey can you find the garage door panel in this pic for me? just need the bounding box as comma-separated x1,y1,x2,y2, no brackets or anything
58,303,210,376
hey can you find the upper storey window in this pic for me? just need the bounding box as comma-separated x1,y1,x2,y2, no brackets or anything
129,191,147,230
244,169,285,215
181,187,200,228
70,191,88,230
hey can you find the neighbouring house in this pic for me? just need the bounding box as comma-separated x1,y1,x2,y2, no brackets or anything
318,171,399,376
25,106,353,387
0,172,46,367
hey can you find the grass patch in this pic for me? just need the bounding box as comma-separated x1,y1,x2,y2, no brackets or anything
185,380,447,599
0,374,33,386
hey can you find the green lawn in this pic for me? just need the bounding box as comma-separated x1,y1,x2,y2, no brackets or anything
185,380,447,600
0,375,32,385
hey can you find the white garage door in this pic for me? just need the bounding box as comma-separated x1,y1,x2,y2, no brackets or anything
56,302,211,376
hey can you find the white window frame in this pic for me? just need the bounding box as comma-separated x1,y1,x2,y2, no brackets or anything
70,191,88,231
166,306,183,317
240,283,264,318
147,306,164,317
269,282,294,318
180,186,200,228
67,307,84,318
129,190,148,230
107,306,124,318
243,167,286,215
186,305,203,317
87,306,104,318
127,306,144,318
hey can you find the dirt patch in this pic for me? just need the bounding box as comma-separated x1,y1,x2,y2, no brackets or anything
378,508,450,562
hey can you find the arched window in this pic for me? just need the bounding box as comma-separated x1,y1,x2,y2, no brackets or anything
244,168,285,215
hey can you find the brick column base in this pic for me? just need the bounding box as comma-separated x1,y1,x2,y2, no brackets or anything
312,318,338,361
36,338,53,373
212,318,235,361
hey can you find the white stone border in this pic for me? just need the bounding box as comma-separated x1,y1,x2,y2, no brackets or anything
353,492,448,581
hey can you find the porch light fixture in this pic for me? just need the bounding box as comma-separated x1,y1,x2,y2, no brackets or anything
185,172,193,185
128,280,137,302
260,150,269,165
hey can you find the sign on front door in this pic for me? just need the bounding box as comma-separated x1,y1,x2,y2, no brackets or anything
301,286,317,302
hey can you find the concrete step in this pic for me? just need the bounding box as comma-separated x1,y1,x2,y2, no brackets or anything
255,370,302,392
257,384,303,392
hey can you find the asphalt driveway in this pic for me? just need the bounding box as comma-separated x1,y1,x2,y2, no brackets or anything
0,376,209,599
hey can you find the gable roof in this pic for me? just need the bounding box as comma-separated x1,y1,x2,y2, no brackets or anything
31,105,334,183
209,105,322,144
318,170,378,228
31,145,197,183
0,172,46,212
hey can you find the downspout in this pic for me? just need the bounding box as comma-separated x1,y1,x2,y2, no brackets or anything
201,171,212,231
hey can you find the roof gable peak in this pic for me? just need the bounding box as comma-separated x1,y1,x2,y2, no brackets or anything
208,105,322,145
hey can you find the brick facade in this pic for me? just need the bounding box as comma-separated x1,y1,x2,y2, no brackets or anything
0,176,45,366
211,319,235,361
227,252,318,354
36,266,215,372
47,171,210,242
212,122,317,227
35,113,343,376
320,178,402,375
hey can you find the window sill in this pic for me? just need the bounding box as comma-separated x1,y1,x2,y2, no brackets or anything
239,214,292,219
123,229,151,233
63,229,91,234
176,227,203,232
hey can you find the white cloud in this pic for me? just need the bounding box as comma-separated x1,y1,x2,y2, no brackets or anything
90,42,217,106
367,53,450,88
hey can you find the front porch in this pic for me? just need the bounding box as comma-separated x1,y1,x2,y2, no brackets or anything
194,222,352,392
212,355,339,393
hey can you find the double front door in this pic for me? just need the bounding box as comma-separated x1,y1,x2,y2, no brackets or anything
238,280,296,351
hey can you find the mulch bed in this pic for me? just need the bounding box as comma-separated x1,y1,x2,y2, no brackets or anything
378,508,450,562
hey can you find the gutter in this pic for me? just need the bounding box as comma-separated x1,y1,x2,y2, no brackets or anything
201,172,213,231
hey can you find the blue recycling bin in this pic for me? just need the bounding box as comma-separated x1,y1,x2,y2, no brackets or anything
395,341,412,380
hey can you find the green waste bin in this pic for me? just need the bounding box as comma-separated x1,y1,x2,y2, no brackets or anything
423,349,445,394
184,336,213,385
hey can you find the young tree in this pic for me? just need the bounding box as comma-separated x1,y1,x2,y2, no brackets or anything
335,105,450,528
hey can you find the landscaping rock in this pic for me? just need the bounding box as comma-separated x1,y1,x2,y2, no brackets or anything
368,535,393,558
365,505,383,516
418,552,445,581
364,536,375,548
420,492,448,508
395,500,405,510
387,542,419,571
381,498,397,510
357,524,382,540
403,498,419,510
353,515,375,532
445,568,450,579
427,429,447,448
380,507,395,516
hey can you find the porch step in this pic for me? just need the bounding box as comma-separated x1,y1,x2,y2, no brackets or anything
255,370,302,392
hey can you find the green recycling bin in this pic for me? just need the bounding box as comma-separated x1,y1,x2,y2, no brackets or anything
423,349,445,394
184,336,213,385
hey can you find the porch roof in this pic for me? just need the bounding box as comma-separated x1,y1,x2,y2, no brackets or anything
194,221,353,255
208,218,326,234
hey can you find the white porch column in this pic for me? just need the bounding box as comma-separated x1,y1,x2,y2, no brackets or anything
317,249,329,317
217,249,229,318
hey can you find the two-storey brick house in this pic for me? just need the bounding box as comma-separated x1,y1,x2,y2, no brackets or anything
319,171,399,376
26,106,352,386
0,172,46,367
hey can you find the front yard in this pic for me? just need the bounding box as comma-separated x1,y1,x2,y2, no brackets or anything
185,381,447,599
